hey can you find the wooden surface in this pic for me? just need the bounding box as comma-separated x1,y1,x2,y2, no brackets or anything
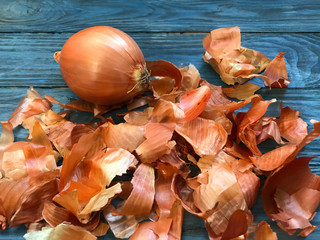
0,0,319,239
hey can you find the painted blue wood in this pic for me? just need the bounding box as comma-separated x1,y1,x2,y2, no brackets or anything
0,33,320,88
0,0,319,33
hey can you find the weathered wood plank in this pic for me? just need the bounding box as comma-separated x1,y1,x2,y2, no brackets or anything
0,33,320,88
0,0,319,33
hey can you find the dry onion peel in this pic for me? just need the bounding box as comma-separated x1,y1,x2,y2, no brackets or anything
0,170,59,230
175,117,228,157
103,205,139,238
42,200,101,232
45,94,116,117
117,163,155,216
0,121,13,152
253,221,278,240
180,64,201,92
276,103,308,143
203,26,290,98
8,87,52,128
237,96,276,156
2,79,319,240
203,26,270,86
223,82,261,100
264,52,290,88
146,60,182,91
262,157,320,236
101,122,145,153
23,222,98,240
179,85,212,122
1,26,320,240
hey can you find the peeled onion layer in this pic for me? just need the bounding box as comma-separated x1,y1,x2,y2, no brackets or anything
223,82,261,100
2,24,320,239
262,157,320,236
264,52,291,88
253,221,278,240
23,223,98,240
0,170,59,230
202,26,270,86
146,60,182,91
276,103,308,143
0,121,13,152
8,87,52,128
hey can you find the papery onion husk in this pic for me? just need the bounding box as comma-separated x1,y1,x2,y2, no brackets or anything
263,52,290,88
253,221,278,240
56,26,149,106
262,156,320,236
23,222,98,240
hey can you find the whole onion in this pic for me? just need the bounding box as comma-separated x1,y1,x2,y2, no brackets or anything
54,26,149,105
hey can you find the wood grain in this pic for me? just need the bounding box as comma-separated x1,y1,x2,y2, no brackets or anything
0,33,320,88
0,0,319,33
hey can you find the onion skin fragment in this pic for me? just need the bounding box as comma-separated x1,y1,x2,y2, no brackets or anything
262,157,320,236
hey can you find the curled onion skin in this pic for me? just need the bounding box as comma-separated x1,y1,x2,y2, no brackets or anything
56,26,149,105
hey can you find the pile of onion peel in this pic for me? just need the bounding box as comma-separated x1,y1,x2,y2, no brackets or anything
0,26,319,240
203,26,291,100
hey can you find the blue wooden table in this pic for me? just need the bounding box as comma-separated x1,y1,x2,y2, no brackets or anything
0,0,319,239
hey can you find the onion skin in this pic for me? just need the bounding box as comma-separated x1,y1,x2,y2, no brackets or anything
56,26,149,105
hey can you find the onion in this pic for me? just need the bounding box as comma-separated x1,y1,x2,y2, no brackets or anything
54,26,149,105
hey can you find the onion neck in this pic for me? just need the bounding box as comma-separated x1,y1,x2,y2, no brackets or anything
128,64,150,93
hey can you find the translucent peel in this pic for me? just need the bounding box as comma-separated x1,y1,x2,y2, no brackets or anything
237,96,276,156
155,163,177,219
45,94,116,117
263,52,290,88
150,77,181,102
23,223,98,240
8,87,52,128
57,147,137,211
262,157,320,236
203,26,270,85
276,103,308,144
146,60,182,91
232,161,260,209
104,205,139,239
118,163,155,216
223,82,261,100
253,221,278,240
200,79,231,106
42,200,101,232
0,121,13,152
180,64,201,92
175,117,228,157
194,162,250,239
0,122,57,181
58,130,101,192
54,183,122,224
179,85,212,122
129,218,173,240
0,170,59,230
251,144,297,171
136,122,176,163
